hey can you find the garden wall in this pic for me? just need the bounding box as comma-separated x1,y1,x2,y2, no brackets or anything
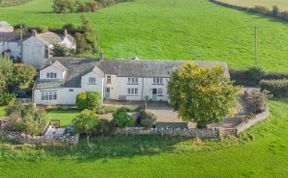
0,132,79,145
113,110,269,138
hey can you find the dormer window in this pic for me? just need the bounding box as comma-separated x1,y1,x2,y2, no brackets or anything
88,77,96,85
46,72,57,79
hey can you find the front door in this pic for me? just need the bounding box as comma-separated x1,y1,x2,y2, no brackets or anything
105,88,110,99
152,88,157,101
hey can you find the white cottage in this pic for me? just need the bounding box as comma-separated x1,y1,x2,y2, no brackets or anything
0,32,21,59
22,30,76,68
33,57,230,105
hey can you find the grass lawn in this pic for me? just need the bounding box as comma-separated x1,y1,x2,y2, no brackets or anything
46,109,80,127
218,0,288,10
0,107,6,117
1,0,288,71
0,99,287,177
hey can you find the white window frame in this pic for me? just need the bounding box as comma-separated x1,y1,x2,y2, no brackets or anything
157,88,163,95
127,88,138,95
46,72,57,79
88,77,96,85
153,78,163,85
41,91,57,101
128,77,138,85
107,75,111,84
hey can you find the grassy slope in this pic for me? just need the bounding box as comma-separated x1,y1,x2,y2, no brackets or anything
218,0,288,10
0,107,5,117
1,0,288,71
0,100,287,177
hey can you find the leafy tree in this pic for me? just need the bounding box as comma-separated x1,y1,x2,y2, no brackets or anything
6,64,36,92
72,109,99,147
79,14,98,53
53,44,70,57
0,92,16,106
95,119,111,139
168,63,240,128
0,55,12,92
138,110,157,128
5,103,47,136
76,91,101,110
112,108,135,128
52,0,75,13
271,5,280,17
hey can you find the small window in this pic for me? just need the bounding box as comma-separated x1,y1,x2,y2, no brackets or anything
107,75,111,84
128,88,138,95
128,77,138,85
153,78,163,85
69,89,74,92
46,73,57,79
88,77,96,85
158,88,163,95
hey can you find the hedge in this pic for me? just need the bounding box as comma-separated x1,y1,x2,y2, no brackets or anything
259,79,288,98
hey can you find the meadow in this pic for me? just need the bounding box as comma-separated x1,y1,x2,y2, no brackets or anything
0,99,287,177
218,0,288,10
1,0,288,71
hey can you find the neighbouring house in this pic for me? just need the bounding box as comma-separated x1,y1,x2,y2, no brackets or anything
0,32,21,59
33,57,230,105
22,30,76,68
0,21,14,33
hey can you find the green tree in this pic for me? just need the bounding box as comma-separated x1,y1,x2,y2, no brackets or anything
95,119,111,139
80,14,98,53
138,110,157,128
53,44,70,57
0,55,12,92
112,108,135,128
7,64,36,92
76,91,101,110
72,109,99,147
168,62,240,128
52,0,75,13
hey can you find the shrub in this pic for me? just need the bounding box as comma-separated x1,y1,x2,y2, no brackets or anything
138,110,157,128
76,91,101,110
120,105,140,112
263,72,288,80
95,119,114,137
112,108,135,128
0,92,16,106
244,89,268,114
260,79,288,98
53,44,71,57
247,67,265,83
5,103,47,136
96,105,117,114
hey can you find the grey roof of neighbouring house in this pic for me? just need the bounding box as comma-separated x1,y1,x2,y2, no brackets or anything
0,21,14,32
0,32,20,42
35,57,230,89
35,32,75,46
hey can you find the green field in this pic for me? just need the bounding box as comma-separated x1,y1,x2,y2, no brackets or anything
1,0,288,71
0,99,287,177
218,0,288,10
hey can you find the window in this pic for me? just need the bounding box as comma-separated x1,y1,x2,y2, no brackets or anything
107,75,111,84
153,78,163,85
157,88,163,95
69,89,74,92
128,88,138,95
128,77,138,85
88,77,96,85
41,92,57,101
46,73,57,79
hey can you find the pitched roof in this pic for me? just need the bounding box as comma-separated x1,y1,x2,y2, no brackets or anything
36,32,63,45
36,57,230,89
0,32,20,42
0,21,14,32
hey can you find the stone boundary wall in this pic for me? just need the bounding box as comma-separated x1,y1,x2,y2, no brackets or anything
113,110,270,138
0,132,80,145
235,110,269,135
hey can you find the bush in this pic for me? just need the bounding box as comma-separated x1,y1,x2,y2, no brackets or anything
138,110,157,128
120,105,140,112
0,92,16,106
263,72,288,80
5,103,47,136
53,44,71,57
112,108,135,128
95,119,115,137
244,89,268,114
260,79,288,98
76,91,101,110
247,67,265,83
96,105,117,114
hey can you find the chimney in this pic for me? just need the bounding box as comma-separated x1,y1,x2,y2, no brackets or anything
32,29,37,36
63,29,68,37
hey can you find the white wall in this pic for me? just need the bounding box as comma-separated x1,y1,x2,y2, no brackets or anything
59,36,76,50
22,37,46,68
40,65,66,80
0,41,21,59
81,72,104,101
34,88,83,105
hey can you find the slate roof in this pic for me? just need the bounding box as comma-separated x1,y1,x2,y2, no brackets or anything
0,32,20,42
0,21,14,32
35,57,230,89
36,32,75,46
